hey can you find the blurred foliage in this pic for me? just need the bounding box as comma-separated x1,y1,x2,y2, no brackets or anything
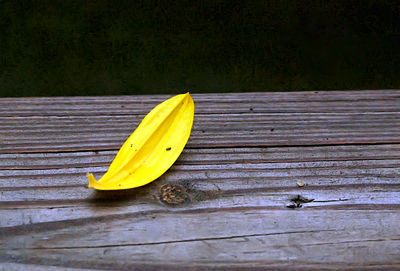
0,0,400,97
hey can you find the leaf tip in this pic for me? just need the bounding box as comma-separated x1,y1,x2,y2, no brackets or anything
87,173,97,189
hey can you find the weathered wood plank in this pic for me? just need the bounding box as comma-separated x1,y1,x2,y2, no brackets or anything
1,145,399,229
1,90,398,106
1,101,398,116
1,90,400,270
0,263,90,271
1,146,399,189
2,209,400,270
3,113,399,134
1,112,400,153
1,144,399,170
0,90,399,116
1,180,399,206
1,184,400,228
3,112,399,129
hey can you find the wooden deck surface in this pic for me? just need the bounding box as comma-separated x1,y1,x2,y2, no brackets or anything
1,90,400,270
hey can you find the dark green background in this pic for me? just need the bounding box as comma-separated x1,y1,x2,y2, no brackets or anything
1,0,399,97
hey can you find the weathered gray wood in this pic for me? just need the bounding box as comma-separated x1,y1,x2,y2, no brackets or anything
1,112,400,153
1,144,399,169
0,263,90,271
2,210,400,270
1,90,400,270
0,90,399,117
1,183,400,229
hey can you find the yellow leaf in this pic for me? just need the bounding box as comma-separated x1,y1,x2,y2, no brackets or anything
87,93,195,190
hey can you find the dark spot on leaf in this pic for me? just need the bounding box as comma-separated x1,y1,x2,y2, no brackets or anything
166,147,171,151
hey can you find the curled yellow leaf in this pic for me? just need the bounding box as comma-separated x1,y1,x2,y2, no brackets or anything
87,93,195,190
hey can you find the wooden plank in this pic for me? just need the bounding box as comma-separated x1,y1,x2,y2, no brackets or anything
1,144,399,170
1,112,400,153
0,90,399,116
3,113,399,132
3,111,399,127
1,100,398,116
1,176,399,205
1,145,399,227
0,263,90,271
1,91,400,270
1,144,399,185
1,183,400,227
1,209,400,270
1,90,399,104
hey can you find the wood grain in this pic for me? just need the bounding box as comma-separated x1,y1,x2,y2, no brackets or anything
1,112,400,153
1,90,399,116
1,90,400,270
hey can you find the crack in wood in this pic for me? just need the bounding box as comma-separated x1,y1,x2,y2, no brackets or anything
4,229,336,250
301,238,400,247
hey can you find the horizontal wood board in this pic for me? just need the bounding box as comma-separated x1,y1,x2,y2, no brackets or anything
1,90,400,270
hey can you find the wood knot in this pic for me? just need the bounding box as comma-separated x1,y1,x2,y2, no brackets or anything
159,183,189,205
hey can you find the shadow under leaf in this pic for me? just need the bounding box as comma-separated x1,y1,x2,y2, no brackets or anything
88,181,159,206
